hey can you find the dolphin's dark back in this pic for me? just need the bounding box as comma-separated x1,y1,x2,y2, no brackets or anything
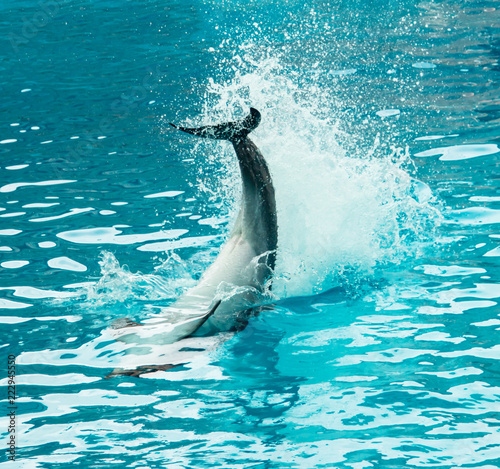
231,137,278,272
171,108,278,277
170,108,261,142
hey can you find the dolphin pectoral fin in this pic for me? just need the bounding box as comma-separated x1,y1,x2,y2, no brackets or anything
195,299,221,328
187,299,222,337
170,108,261,142
105,305,221,378
105,363,184,379
109,301,222,346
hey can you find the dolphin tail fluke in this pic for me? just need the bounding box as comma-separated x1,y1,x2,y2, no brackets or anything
170,108,261,142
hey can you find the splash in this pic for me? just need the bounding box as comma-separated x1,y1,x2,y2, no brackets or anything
82,251,197,307
173,43,441,298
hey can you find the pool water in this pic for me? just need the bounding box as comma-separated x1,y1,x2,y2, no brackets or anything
1,0,500,467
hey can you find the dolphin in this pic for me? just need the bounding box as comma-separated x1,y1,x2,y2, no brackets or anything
110,108,277,353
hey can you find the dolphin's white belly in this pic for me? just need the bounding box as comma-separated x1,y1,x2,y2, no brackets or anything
171,234,261,333
194,235,260,292
111,235,260,346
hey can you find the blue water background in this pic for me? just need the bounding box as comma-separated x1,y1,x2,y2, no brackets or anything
1,0,500,467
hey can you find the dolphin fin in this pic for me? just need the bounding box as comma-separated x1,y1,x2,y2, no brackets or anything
194,299,221,329
110,300,222,346
170,108,261,142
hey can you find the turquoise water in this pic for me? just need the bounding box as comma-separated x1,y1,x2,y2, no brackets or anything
1,0,500,467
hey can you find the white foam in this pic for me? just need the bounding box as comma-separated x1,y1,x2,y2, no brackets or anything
178,51,440,297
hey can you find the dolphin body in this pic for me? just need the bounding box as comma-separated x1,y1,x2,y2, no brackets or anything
111,108,277,351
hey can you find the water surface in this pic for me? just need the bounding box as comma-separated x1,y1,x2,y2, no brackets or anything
1,0,499,467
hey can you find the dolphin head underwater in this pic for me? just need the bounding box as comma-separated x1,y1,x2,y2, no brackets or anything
108,108,277,375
